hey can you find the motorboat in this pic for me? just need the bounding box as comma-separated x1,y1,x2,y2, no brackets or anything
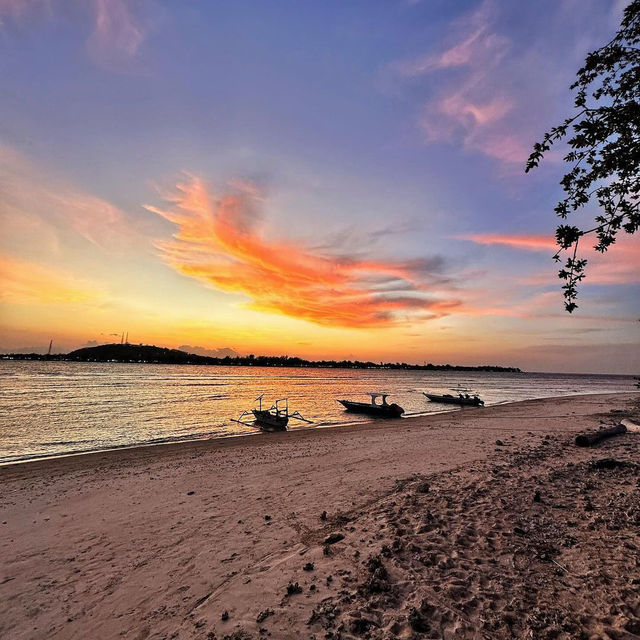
424,392,484,407
337,393,404,418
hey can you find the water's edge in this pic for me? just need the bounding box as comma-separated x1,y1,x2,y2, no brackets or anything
2,390,635,468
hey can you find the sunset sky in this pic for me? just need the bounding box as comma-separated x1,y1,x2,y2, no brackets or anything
1,0,638,373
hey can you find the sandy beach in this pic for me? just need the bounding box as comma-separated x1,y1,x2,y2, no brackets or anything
1,392,638,640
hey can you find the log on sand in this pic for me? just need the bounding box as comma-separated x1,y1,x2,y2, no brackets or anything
575,423,627,447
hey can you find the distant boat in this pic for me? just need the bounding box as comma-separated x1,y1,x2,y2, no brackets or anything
232,395,312,432
337,393,404,418
424,392,484,407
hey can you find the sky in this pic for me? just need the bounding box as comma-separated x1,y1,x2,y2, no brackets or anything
0,0,638,374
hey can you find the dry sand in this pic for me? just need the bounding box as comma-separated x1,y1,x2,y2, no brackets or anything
1,392,639,640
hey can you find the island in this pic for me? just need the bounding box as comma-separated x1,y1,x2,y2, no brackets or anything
0,343,521,372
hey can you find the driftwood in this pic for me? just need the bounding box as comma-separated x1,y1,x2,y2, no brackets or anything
575,423,627,447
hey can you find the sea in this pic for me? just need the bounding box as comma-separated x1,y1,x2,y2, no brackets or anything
0,361,637,464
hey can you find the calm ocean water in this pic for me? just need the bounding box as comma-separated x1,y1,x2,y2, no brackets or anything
0,361,637,464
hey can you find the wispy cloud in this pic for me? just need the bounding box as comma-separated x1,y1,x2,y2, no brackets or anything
0,0,149,71
398,1,506,76
145,175,461,329
0,144,146,253
394,1,530,165
0,254,102,304
462,232,640,286
458,233,557,252
86,0,145,71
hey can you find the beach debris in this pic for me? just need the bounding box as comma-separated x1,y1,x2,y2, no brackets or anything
264,514,271,521
324,532,345,545
349,613,378,634
256,608,274,623
416,481,430,494
303,562,315,572
533,490,542,503
221,610,229,621
306,601,340,628
496,439,505,446
590,458,628,471
187,491,195,495
320,510,327,521
621,418,640,432
358,554,390,595
408,606,431,633
286,582,303,596
576,423,627,447
221,552,238,564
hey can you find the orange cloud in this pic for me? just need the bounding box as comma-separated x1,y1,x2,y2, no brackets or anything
146,176,460,329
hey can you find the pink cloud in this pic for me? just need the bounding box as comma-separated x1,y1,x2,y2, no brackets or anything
0,144,146,253
86,0,145,70
471,133,530,164
464,233,640,286
0,0,147,71
399,1,506,76
396,1,532,165
458,234,557,251
399,26,487,75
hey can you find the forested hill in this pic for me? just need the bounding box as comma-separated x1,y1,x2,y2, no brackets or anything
68,344,212,365
2,343,522,372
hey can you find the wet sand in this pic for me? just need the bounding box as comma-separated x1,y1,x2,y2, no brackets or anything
1,392,638,640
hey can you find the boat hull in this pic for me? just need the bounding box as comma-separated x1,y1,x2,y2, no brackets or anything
424,393,484,407
338,400,404,418
252,409,289,431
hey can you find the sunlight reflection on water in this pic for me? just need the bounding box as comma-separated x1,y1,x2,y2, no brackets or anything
0,361,636,463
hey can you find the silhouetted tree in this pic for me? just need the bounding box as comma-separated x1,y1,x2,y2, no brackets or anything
526,0,639,311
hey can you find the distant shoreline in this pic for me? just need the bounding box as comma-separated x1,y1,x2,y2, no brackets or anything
0,342,522,373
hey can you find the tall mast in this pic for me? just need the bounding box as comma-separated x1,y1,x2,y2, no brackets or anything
47,339,53,356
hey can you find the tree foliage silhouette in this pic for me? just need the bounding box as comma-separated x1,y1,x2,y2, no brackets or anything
526,0,639,311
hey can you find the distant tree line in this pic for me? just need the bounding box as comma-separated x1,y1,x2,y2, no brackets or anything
0,343,522,372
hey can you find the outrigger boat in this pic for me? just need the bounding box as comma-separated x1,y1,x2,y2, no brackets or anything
424,392,484,407
232,395,312,432
337,393,404,418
